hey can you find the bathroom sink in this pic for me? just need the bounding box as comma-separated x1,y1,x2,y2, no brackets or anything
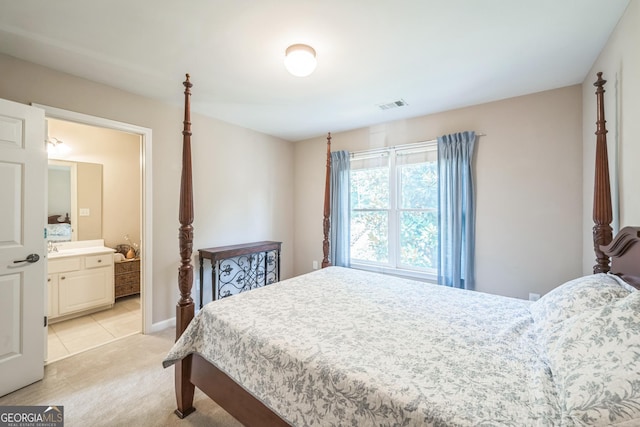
48,247,115,259
48,240,115,259
48,248,82,258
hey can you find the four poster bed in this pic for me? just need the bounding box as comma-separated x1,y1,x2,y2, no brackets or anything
163,73,640,426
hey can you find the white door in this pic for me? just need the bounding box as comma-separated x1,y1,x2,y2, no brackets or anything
0,98,46,397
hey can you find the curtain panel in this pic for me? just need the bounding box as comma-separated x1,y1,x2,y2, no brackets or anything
437,131,476,290
330,150,351,267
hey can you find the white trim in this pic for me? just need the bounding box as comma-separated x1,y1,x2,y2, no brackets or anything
32,104,153,335
350,140,436,157
150,317,176,333
350,133,484,156
350,262,437,283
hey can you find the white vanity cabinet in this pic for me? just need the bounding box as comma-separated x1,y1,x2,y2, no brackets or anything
48,251,114,322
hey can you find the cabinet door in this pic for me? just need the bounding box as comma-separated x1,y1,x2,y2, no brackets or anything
58,268,113,315
47,274,59,319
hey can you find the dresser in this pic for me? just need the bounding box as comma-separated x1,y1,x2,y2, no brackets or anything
114,258,140,298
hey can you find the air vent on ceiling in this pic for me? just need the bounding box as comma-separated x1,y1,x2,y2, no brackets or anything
377,99,408,111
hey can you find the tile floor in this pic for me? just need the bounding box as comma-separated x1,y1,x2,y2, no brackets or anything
46,295,141,363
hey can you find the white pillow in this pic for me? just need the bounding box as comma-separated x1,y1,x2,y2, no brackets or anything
544,291,640,425
530,273,631,334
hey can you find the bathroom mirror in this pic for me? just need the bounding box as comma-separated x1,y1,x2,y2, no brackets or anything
47,160,103,241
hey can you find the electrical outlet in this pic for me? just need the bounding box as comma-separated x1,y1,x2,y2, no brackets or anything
312,260,318,270
529,293,541,301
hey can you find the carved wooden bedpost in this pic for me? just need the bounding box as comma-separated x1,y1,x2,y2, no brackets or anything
592,72,613,273
175,73,196,418
321,132,332,268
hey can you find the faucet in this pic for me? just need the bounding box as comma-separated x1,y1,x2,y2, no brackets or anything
48,241,58,253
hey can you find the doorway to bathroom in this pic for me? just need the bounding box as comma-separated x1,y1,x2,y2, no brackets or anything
36,104,153,363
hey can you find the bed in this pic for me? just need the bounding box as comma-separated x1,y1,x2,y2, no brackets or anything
163,73,640,426
46,213,72,242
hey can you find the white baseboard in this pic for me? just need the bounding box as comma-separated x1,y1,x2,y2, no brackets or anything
150,317,176,333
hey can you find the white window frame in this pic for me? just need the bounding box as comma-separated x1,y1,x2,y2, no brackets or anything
350,141,438,282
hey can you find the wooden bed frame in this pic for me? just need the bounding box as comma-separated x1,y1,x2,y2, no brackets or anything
47,213,70,224
172,72,640,425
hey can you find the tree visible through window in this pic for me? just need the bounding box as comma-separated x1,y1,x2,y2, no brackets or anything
350,144,438,274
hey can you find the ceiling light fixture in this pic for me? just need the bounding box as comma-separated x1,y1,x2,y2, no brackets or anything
284,44,317,77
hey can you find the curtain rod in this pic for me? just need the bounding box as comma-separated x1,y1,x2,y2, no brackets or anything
349,132,486,156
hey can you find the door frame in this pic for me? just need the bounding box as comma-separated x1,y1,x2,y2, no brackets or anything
33,103,153,334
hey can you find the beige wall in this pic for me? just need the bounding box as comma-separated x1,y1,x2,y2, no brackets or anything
48,119,137,246
582,1,640,273
294,85,584,299
76,162,103,240
0,53,295,325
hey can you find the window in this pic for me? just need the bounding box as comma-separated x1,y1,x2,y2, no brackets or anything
350,143,438,278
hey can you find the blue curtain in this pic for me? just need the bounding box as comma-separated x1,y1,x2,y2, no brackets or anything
437,131,476,289
330,151,350,267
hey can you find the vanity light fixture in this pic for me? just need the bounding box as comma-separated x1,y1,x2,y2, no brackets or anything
47,137,63,147
284,44,317,77
47,137,69,156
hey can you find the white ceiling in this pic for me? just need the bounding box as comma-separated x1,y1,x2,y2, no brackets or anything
0,0,630,141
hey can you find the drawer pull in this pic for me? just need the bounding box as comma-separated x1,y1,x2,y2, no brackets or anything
61,276,66,280
98,259,102,263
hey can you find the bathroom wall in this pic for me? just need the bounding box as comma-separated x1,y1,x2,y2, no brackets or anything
47,118,141,248
76,162,103,240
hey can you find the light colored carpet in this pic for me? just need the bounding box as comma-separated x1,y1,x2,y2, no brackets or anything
0,328,243,427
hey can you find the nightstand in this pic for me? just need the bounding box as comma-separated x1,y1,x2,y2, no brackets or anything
114,258,140,298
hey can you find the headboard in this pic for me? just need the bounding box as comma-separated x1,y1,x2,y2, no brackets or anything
48,213,70,224
603,227,640,289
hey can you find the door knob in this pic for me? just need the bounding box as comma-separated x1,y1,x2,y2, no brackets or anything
13,254,40,264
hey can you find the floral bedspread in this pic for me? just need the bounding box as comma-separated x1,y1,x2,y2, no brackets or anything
164,266,559,426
